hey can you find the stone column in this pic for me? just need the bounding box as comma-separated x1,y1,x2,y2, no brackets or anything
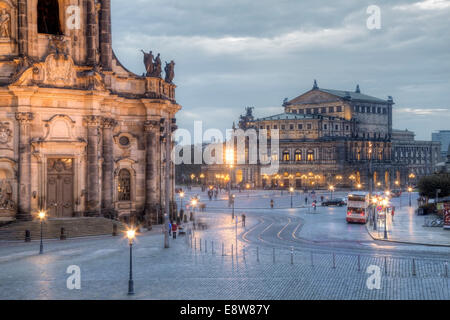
15,112,33,220
101,117,116,216
18,0,28,56
99,0,112,70
84,116,101,216
85,0,97,66
144,120,159,222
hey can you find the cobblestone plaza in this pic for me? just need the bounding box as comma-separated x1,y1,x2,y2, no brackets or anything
0,189,448,299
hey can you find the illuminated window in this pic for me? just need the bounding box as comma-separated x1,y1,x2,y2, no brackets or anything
283,150,290,162
295,150,302,161
307,150,314,161
118,169,131,201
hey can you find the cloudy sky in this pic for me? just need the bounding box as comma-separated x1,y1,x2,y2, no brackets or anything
111,0,450,141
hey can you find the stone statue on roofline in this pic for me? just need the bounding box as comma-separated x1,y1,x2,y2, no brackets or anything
164,60,175,83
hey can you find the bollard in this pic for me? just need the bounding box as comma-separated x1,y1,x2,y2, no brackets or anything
231,244,234,257
200,238,202,251
205,239,207,253
60,227,66,240
112,224,118,236
273,248,276,264
357,255,361,272
291,247,294,265
194,238,197,251
332,253,336,269
222,242,224,256
445,261,448,278
310,251,314,267
25,230,31,242
257,246,260,263
190,235,193,248
412,259,416,276
384,257,388,275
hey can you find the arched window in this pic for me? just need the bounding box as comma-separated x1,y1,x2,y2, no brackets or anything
295,150,302,161
38,0,63,35
307,150,314,161
118,169,131,201
282,150,290,162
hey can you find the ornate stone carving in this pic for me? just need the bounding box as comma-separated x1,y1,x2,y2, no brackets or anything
15,112,34,124
0,122,11,144
102,117,117,129
144,120,158,131
0,180,14,210
83,115,102,127
0,8,10,38
164,60,175,83
44,53,76,87
48,35,69,58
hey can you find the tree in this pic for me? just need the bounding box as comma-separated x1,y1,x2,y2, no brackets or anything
417,173,450,199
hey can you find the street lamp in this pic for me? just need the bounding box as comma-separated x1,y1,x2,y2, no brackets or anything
289,187,294,208
382,198,388,239
191,197,198,219
126,228,136,295
329,185,334,200
38,211,46,254
371,197,378,230
231,194,236,219
179,191,184,212
356,183,362,190
408,187,413,207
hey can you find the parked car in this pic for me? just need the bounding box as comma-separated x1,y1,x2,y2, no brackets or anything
322,198,346,206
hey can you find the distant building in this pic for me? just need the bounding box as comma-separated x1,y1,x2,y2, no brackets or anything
201,81,441,190
432,130,450,159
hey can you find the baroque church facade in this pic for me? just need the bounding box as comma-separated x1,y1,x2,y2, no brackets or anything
0,0,180,223
203,81,440,191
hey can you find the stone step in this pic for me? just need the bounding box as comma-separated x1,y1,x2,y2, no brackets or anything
0,217,128,241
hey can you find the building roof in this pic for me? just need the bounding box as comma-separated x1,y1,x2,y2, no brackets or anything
287,82,392,105
318,88,389,103
254,112,345,122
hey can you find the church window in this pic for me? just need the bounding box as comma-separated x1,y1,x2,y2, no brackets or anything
283,150,290,162
118,169,131,201
295,150,302,161
307,150,314,161
119,136,130,146
38,0,63,35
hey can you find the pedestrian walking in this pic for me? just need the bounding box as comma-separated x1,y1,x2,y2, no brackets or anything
242,214,246,227
270,199,274,209
172,221,178,239
305,197,308,205
169,221,172,236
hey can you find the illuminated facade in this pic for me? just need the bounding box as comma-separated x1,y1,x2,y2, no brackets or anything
202,82,440,190
0,1,180,223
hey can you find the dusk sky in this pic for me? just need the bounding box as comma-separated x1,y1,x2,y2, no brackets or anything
111,0,450,141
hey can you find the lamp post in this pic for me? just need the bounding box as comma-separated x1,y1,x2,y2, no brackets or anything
357,183,362,190
382,198,388,239
289,187,294,208
191,197,198,226
179,191,184,215
38,211,46,254
329,185,334,200
408,187,412,207
372,197,378,231
126,228,136,295
231,194,235,220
